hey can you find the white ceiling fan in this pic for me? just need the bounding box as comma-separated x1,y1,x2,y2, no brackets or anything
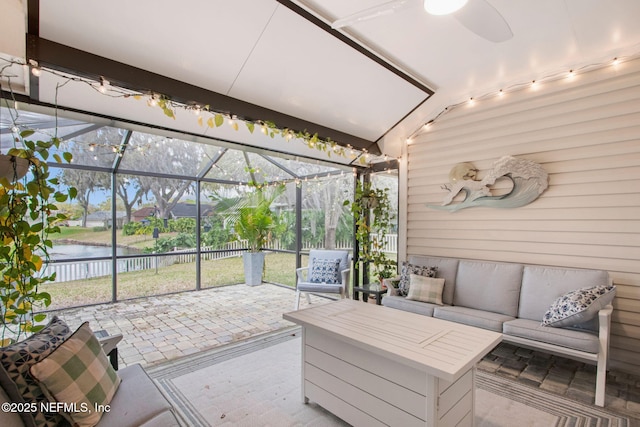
331,0,513,43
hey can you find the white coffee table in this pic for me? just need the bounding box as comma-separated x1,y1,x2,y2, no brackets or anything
284,299,502,427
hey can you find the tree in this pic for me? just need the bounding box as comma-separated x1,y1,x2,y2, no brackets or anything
60,168,109,227
302,174,353,249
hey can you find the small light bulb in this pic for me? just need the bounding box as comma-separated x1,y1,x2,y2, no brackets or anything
31,67,41,77
498,89,504,97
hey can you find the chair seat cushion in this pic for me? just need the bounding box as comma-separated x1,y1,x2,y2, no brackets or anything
503,318,599,353
433,306,514,332
297,282,343,293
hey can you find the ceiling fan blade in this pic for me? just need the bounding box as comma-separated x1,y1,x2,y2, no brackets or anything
331,0,412,29
454,0,513,42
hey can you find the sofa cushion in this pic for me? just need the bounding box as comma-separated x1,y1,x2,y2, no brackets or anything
0,380,24,427
406,275,445,305
398,261,437,296
408,256,459,305
382,295,438,317
454,260,523,317
433,306,514,332
30,322,121,427
308,258,341,284
503,318,599,353
97,364,174,427
541,285,616,327
0,316,72,427
518,265,610,326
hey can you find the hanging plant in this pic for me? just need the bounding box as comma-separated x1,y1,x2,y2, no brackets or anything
0,130,76,345
345,180,396,283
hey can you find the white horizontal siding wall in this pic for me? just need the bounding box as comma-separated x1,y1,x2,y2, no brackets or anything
404,57,640,373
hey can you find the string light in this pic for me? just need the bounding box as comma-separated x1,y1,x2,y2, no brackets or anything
405,53,640,143
98,78,109,94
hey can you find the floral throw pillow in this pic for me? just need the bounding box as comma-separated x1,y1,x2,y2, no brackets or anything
541,285,616,328
398,262,437,296
309,258,342,284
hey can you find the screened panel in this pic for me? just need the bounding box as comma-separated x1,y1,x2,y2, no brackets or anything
118,133,220,177
56,126,123,168
42,167,114,309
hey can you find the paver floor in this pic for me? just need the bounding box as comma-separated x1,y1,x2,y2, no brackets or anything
50,283,332,368
50,284,639,420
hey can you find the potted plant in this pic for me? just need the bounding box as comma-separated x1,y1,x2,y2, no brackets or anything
345,179,397,287
1,129,76,345
214,181,285,286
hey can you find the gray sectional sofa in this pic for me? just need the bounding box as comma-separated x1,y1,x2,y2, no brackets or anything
382,255,615,407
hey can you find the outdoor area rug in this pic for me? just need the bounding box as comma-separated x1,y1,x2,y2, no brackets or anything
147,327,631,427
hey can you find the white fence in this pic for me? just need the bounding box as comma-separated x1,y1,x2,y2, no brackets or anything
45,241,246,283
45,234,398,283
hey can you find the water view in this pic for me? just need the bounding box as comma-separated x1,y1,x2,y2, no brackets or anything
49,244,138,260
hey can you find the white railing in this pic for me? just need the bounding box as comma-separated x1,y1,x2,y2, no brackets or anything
44,235,397,283
45,241,246,283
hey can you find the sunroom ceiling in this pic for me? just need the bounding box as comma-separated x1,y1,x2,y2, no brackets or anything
3,0,640,161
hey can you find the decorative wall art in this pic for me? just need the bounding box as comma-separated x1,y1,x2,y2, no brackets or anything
427,155,549,212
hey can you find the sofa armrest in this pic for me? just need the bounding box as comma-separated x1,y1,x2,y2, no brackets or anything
595,304,613,407
383,276,401,296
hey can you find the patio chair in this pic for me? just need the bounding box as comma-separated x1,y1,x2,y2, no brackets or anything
294,249,351,310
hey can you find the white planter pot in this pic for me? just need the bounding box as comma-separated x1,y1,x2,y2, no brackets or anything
243,252,265,286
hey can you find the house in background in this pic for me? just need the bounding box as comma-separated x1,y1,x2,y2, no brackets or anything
132,203,215,223
0,0,638,375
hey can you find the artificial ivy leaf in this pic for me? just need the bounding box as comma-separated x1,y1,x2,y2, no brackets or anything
20,130,35,138
198,116,203,127
34,313,47,322
63,151,73,163
214,114,224,127
207,117,214,128
231,121,239,131
69,187,78,198
246,122,255,133
163,108,175,119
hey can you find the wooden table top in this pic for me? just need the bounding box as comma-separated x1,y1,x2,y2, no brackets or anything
284,299,502,382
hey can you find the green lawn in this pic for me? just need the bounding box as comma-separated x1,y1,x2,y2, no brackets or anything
41,252,298,310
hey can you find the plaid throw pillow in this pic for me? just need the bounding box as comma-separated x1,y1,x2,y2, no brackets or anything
0,316,72,427
406,275,445,305
30,322,121,427
398,262,438,296
309,258,342,284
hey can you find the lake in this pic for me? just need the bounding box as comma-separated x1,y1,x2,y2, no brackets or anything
49,244,138,260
